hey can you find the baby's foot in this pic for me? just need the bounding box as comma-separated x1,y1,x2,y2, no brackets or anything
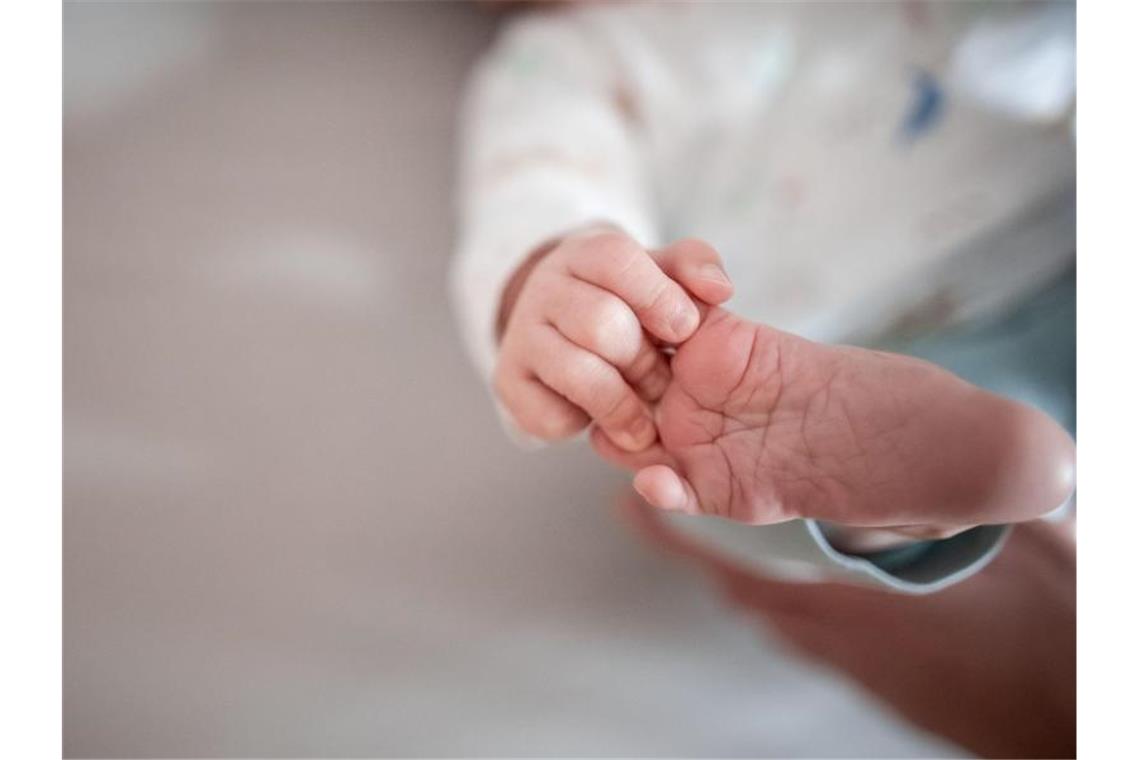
592,308,1075,530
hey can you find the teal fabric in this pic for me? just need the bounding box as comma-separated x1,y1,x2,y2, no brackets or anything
860,540,938,572
805,520,1010,593
850,267,1075,578
851,526,1010,585
875,268,1076,436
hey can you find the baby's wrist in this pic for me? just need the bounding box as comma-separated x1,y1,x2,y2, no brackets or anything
495,238,559,341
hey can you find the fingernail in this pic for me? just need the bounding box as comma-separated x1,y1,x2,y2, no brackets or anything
698,263,731,286
670,303,698,337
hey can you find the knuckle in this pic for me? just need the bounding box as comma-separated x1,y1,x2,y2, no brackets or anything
582,231,642,271
565,355,607,399
585,300,639,361
627,343,659,379
573,366,624,413
599,389,641,425
569,360,618,409
643,278,678,315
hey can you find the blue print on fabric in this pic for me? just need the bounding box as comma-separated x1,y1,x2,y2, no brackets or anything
899,69,944,143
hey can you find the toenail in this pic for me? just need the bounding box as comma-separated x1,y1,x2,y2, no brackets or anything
656,474,688,511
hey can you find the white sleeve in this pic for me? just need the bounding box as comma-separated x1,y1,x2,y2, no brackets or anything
450,13,660,384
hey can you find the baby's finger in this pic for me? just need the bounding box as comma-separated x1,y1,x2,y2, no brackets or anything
546,280,671,402
589,426,674,472
493,369,589,441
627,337,671,402
532,324,657,452
651,238,734,306
634,465,701,514
564,232,700,343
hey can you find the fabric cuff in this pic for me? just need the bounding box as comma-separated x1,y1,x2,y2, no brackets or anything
806,520,1011,594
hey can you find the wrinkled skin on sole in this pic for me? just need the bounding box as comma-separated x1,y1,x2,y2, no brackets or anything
593,308,1075,530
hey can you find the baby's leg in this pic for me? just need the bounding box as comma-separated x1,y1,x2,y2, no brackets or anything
594,308,1076,531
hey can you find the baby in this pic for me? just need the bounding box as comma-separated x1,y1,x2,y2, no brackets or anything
497,225,1073,536
453,1,1076,588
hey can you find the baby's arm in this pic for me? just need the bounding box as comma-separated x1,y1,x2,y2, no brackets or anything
451,14,658,387
451,14,733,447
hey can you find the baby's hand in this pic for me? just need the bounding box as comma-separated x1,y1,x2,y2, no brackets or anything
494,228,733,451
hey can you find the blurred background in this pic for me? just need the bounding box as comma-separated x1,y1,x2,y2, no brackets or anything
64,2,1069,757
